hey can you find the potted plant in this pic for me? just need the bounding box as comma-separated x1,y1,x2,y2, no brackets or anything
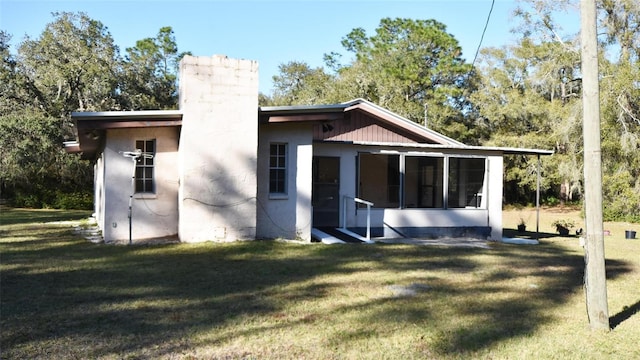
552,219,575,236
517,218,527,233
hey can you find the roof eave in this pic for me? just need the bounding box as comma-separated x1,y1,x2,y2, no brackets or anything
71,109,183,121
259,103,347,114
345,140,554,155
70,110,183,160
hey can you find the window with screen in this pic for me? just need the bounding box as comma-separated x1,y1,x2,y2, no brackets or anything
269,143,287,194
135,139,155,193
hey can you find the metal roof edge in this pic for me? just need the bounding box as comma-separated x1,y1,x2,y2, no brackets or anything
71,109,183,121
347,141,554,155
259,103,347,113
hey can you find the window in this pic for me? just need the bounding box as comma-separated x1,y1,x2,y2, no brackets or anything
405,156,444,208
135,139,155,193
358,153,400,208
447,157,486,208
269,143,287,194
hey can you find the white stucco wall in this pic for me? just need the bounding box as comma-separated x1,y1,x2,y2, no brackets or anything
101,127,180,242
178,55,259,242
313,143,504,241
257,123,313,241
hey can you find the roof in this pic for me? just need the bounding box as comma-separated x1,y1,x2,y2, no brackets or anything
260,98,552,155
66,99,553,160
67,110,182,159
260,98,465,146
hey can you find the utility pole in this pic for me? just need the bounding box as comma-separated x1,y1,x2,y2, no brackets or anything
580,0,609,331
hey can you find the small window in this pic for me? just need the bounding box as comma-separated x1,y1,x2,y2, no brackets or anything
135,139,155,193
269,143,287,194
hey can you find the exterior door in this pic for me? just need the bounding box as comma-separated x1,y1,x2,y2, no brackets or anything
312,156,340,227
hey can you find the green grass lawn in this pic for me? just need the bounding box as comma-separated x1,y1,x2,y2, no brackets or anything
1,207,639,359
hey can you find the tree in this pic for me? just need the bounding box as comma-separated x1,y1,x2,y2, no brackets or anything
334,18,481,143
1,13,195,208
0,12,121,207
270,61,334,105
599,56,640,221
0,31,21,114
599,0,640,63
474,0,640,218
0,110,92,208
595,0,640,220
270,18,482,143
16,12,121,119
120,26,191,110
471,38,583,203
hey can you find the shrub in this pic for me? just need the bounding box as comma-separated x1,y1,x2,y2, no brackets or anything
602,170,640,223
542,196,560,206
53,191,93,210
10,188,92,210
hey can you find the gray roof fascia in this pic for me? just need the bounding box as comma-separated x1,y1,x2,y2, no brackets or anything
347,140,554,156
259,103,347,114
71,109,183,121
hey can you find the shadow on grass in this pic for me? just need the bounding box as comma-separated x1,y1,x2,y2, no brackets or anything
610,300,640,329
0,215,635,358
503,228,576,240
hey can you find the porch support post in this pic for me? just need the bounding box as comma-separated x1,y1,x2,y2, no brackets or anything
366,203,371,241
342,195,347,230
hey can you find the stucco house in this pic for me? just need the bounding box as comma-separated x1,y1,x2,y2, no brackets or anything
65,55,552,244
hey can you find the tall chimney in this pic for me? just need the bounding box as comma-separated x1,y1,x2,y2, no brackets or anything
178,55,259,242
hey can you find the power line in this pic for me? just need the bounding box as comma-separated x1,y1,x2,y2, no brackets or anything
472,0,495,67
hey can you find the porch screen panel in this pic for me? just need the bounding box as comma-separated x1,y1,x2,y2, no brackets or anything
405,156,444,208
447,157,486,208
358,153,400,208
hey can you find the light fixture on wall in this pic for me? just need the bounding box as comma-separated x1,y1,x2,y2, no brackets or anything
322,122,334,133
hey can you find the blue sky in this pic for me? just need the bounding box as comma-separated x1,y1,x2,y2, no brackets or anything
0,0,577,93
